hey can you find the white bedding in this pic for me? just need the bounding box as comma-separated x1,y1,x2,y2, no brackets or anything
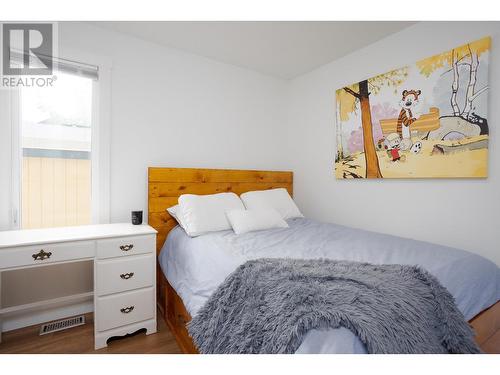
158,218,499,353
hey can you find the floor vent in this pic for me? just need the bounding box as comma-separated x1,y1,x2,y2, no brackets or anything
39,315,85,335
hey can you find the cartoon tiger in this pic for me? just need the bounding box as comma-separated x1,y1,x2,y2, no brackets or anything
397,89,421,151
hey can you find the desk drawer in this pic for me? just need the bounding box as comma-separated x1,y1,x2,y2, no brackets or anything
0,241,95,270
96,255,154,296
96,287,155,331
97,235,154,259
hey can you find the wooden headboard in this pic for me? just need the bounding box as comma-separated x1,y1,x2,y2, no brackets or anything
148,167,293,253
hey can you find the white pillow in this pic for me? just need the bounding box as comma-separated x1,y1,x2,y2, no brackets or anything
226,208,288,235
178,192,245,237
166,205,187,231
240,188,303,220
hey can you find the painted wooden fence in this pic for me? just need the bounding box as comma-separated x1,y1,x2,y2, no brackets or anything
22,157,91,229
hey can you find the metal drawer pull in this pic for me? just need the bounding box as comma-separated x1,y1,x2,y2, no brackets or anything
119,244,134,251
120,272,134,280
120,306,135,314
32,249,52,261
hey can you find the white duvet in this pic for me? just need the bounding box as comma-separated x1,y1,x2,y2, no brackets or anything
159,218,499,353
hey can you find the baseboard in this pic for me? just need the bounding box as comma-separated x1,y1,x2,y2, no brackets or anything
2,298,93,332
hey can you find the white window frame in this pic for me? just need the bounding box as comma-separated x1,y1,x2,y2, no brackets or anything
8,49,111,229
10,88,21,228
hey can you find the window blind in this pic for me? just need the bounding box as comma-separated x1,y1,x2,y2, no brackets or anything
9,50,99,80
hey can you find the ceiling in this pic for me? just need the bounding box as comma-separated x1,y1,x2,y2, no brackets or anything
91,21,416,79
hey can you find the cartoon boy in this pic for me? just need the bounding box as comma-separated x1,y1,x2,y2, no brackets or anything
384,133,406,162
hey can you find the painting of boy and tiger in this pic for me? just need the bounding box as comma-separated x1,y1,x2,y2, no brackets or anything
335,36,490,179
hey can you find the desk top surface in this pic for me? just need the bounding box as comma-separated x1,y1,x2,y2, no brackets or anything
0,223,157,249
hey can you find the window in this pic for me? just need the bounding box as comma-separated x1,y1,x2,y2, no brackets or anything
20,73,93,228
5,57,103,229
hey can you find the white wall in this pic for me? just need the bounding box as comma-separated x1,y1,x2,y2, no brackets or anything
58,22,290,223
2,22,290,228
287,21,500,265
0,91,13,231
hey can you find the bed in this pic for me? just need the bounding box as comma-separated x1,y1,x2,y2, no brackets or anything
148,167,500,353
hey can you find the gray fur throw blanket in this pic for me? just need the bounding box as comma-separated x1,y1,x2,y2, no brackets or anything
187,258,480,354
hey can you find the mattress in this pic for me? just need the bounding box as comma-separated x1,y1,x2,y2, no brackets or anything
158,217,499,354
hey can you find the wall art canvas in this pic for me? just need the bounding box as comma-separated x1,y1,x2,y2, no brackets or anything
335,36,490,179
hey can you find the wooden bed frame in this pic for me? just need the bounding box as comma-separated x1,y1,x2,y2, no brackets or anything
148,167,293,353
148,166,499,354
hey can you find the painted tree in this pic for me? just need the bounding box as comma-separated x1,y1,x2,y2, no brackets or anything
462,41,489,119
416,37,490,120
450,48,461,115
338,68,408,178
335,98,346,162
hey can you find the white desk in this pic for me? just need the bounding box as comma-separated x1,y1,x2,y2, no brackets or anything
0,223,157,349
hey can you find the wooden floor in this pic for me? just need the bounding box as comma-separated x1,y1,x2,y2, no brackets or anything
0,312,498,354
0,311,182,354
481,330,500,354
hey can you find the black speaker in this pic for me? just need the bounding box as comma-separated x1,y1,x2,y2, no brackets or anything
131,211,143,225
